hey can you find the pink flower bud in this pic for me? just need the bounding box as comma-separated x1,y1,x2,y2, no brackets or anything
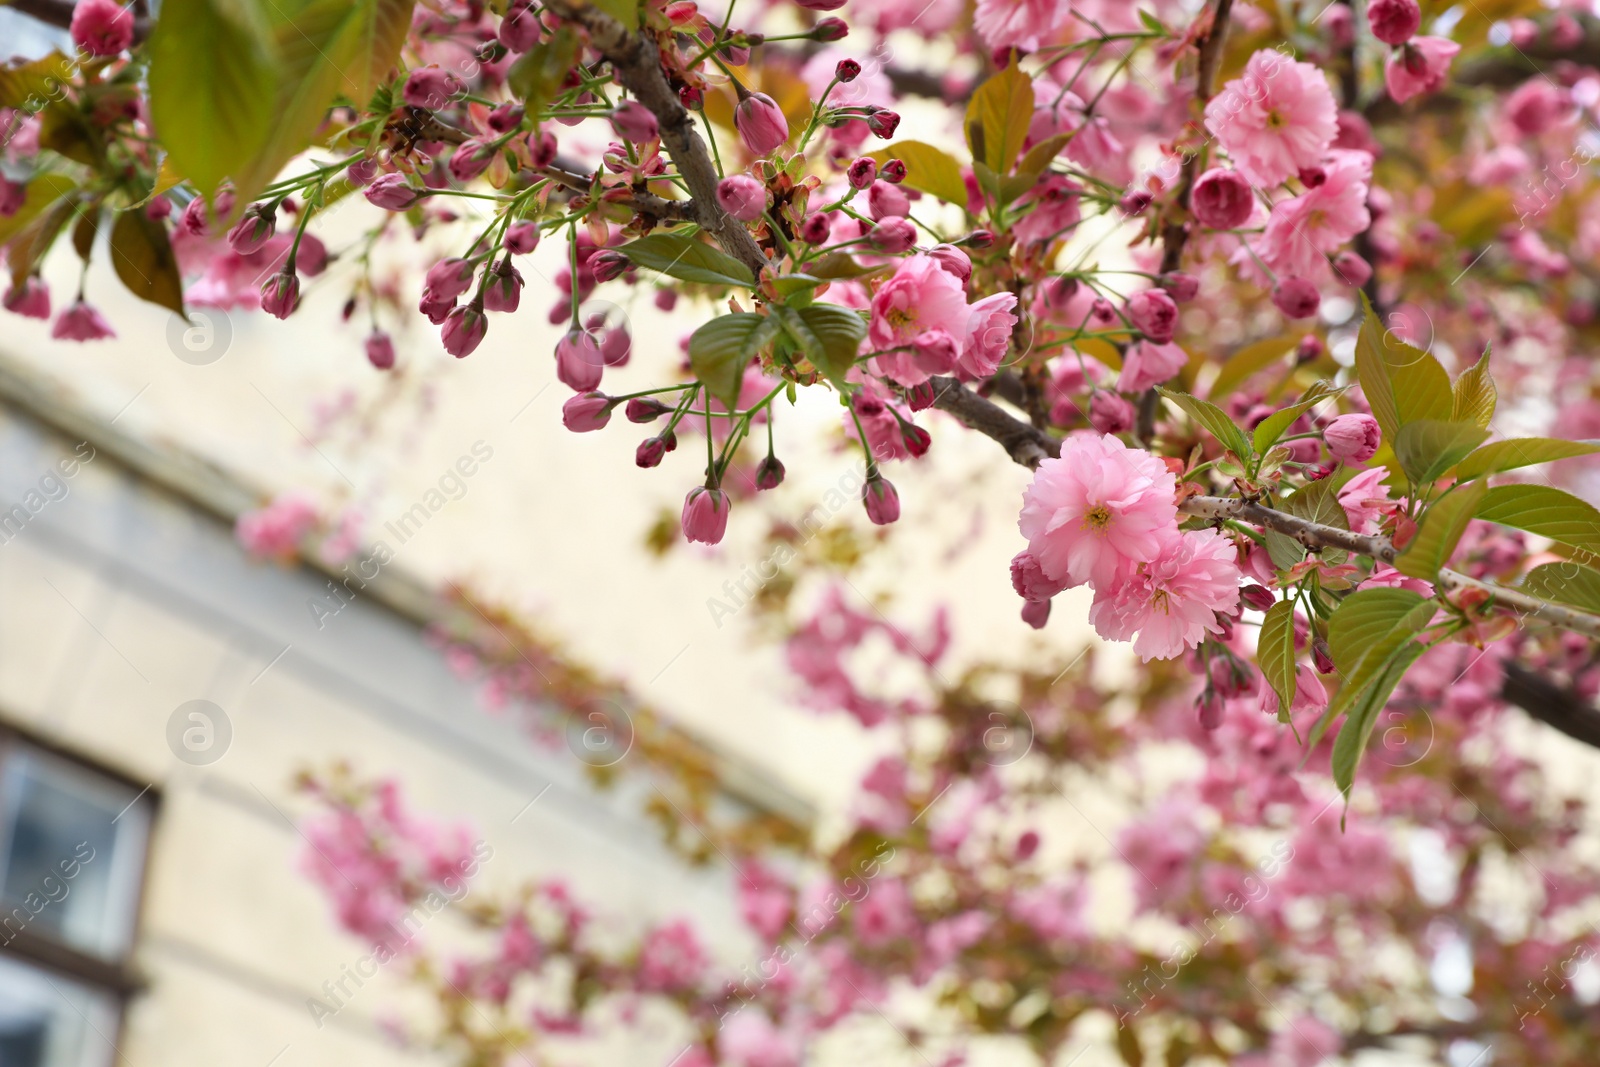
1160,272,1199,302
1296,334,1325,363
1021,598,1050,629
867,110,900,138
906,381,936,411
796,0,846,8
610,100,659,142
529,129,558,169
179,189,233,236
499,3,541,52
965,229,994,248
835,58,861,81
1367,0,1421,45
346,158,377,187
1271,277,1321,319
813,16,848,39
261,272,300,320
1010,551,1067,602
1088,391,1135,434
863,474,900,525
927,244,971,283
627,397,669,422
71,0,134,56
592,317,631,366
798,213,831,244
1313,638,1335,674
1240,584,1276,612
636,436,667,467
867,180,909,220
1196,688,1225,730
1125,288,1179,343
418,288,455,324
734,91,789,155
1385,36,1460,104
880,158,907,184
1191,167,1255,230
716,174,767,221
1119,190,1153,216
901,421,931,457
487,103,524,134
1324,413,1381,464
425,257,476,301
847,157,877,190
755,454,785,489
366,173,424,211
0,179,25,218
1298,165,1327,189
682,486,731,544
1089,297,1117,326
227,205,276,255
1331,250,1372,288
589,249,630,283
402,66,462,110
366,331,396,369
449,140,495,183
484,260,523,313
1210,656,1257,699
1322,3,1354,47
51,301,115,341
867,216,916,253
562,392,613,433
442,303,487,357
556,329,604,391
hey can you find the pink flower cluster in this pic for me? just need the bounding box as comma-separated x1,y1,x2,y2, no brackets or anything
1015,435,1242,659
866,253,1019,386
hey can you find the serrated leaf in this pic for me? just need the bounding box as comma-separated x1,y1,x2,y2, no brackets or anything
777,303,865,389
807,253,890,281
866,141,969,206
1477,484,1600,553
0,52,76,111
1522,562,1600,615
1331,637,1430,799
1280,473,1351,531
507,26,581,112
1452,347,1497,427
1317,590,1437,770
1329,588,1431,673
1453,438,1600,481
1157,388,1253,463
688,313,778,409
966,64,1033,174
1251,380,1343,453
109,210,185,315
1393,420,1491,485
1207,334,1299,400
147,0,279,201
1258,600,1298,718
1354,294,1453,440
617,232,755,287
1397,480,1486,580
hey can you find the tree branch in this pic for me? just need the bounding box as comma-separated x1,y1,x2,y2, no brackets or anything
926,376,1059,470
1158,0,1233,275
541,0,770,280
1500,662,1600,751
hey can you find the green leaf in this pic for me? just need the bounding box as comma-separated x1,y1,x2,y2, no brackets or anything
1156,388,1253,463
997,131,1072,206
1251,380,1343,454
688,313,778,409
1477,484,1600,553
147,0,279,201
4,191,78,289
1207,334,1299,401
590,0,639,28
807,253,890,281
965,64,1033,174
1523,562,1600,615
1280,471,1352,530
776,303,866,389
1396,480,1486,580
1329,588,1431,671
616,232,755,287
1453,438,1600,481
1393,420,1491,485
1330,637,1430,799
1452,347,1497,427
507,26,581,111
0,174,77,249
1258,600,1298,719
866,141,969,206
109,210,186,315
1353,294,1453,440
0,52,76,110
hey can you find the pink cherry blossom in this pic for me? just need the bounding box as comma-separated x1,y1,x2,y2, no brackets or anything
1018,433,1179,589
1087,528,1243,661
959,292,1018,379
1385,36,1460,103
1205,50,1339,187
973,0,1067,51
1117,339,1188,392
1257,150,1373,279
51,301,116,341
868,255,970,353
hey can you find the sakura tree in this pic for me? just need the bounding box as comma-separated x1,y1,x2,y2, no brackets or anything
5,0,1600,1062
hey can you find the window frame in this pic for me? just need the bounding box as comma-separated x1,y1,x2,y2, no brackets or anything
0,720,158,1048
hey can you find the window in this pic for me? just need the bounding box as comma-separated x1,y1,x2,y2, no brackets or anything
0,730,153,1067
